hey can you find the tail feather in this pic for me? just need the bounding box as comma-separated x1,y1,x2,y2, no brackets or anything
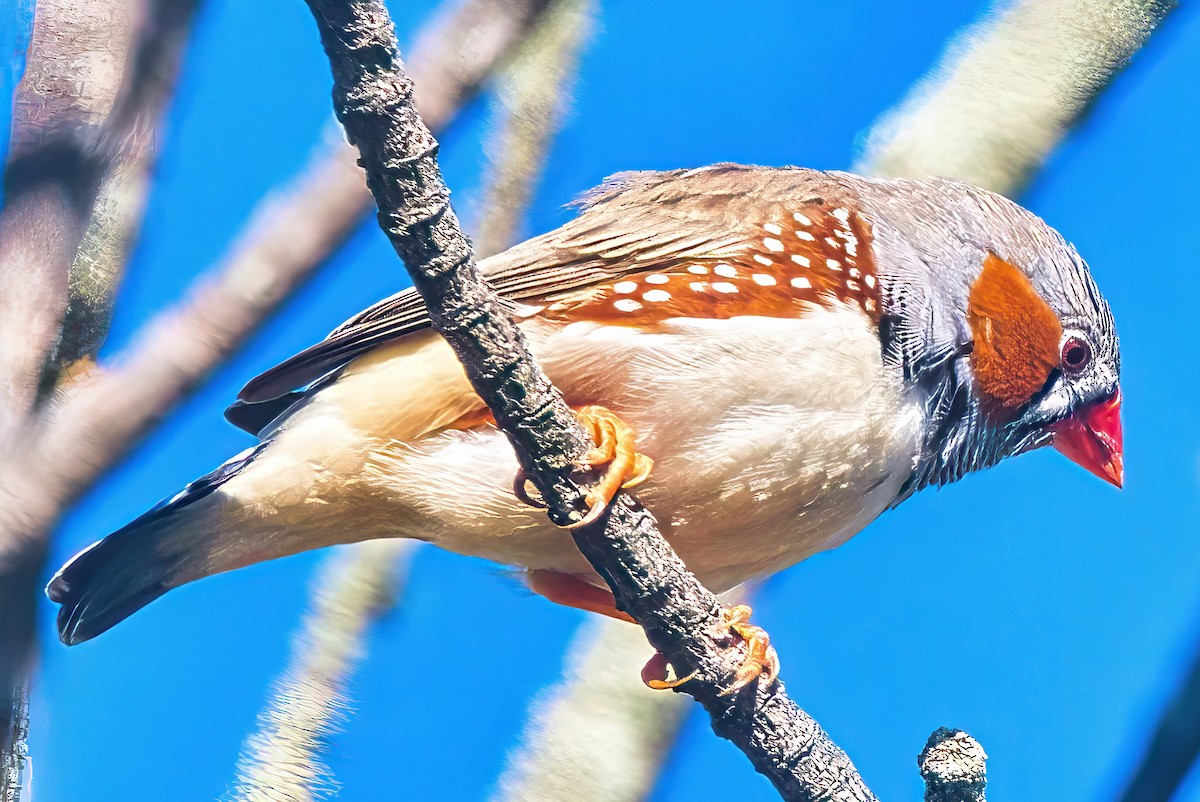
46,443,268,645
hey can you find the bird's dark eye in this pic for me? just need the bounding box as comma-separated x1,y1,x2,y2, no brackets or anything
1061,336,1091,373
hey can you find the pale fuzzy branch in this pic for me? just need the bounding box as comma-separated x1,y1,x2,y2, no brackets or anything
857,0,1175,195
0,0,552,792
0,1,192,792
492,618,688,802
0,0,137,435
59,0,199,374
919,729,988,802
474,0,591,259
229,3,575,792
301,1,876,799
232,541,414,802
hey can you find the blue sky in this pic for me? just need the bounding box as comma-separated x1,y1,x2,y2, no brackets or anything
9,1,1200,800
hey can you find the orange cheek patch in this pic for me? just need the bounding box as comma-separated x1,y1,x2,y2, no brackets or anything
539,204,881,325
967,254,1062,414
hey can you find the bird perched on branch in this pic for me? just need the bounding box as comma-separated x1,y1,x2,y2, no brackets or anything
48,165,1122,688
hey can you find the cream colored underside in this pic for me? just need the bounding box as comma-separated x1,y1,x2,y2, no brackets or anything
214,303,922,594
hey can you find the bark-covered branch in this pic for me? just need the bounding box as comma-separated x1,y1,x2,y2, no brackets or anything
919,729,987,802
300,2,875,799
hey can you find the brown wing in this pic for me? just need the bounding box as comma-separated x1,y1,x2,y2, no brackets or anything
235,164,875,413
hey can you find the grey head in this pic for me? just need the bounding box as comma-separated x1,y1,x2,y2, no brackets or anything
838,172,1123,496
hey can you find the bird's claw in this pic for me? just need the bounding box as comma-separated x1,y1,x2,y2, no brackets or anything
564,405,653,529
717,603,779,695
640,604,779,694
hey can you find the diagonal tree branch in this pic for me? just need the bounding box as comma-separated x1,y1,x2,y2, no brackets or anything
0,0,136,437
473,4,693,797
300,2,876,799
858,0,1176,195
492,617,689,802
230,4,586,793
231,540,415,802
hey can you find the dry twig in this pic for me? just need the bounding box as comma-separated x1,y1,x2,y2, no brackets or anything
300,1,876,799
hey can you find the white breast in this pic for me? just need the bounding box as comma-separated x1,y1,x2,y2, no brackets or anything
331,302,924,592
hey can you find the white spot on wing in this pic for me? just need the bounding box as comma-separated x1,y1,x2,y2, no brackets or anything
791,276,812,289
791,254,811,268
643,289,671,303
712,282,739,293
613,298,643,312
763,237,784,252
646,274,669,284
714,263,738,278
752,273,776,286
764,222,783,235
613,281,637,294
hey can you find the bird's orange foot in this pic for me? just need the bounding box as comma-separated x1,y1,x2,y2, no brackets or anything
640,604,779,694
642,651,698,690
563,405,653,529
719,604,779,695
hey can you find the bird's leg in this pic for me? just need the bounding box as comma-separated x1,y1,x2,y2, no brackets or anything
566,405,653,529
526,569,635,623
528,569,699,688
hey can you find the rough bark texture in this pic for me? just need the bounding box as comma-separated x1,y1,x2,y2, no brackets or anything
858,0,1176,194
300,2,877,799
919,729,987,802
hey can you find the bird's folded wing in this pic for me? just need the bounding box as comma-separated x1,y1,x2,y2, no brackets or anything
233,165,838,420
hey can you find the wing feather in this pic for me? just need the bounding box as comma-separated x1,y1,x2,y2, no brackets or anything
233,165,846,424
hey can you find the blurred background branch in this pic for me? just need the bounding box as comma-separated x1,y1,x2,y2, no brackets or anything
858,0,1175,195
232,2,593,795
492,617,688,802
232,541,414,802
0,0,553,797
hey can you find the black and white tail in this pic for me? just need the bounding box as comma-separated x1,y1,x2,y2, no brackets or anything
46,444,267,645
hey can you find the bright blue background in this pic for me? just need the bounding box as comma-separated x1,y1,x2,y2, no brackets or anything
7,1,1199,800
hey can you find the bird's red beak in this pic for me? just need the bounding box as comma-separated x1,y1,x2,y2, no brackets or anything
1050,386,1123,487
